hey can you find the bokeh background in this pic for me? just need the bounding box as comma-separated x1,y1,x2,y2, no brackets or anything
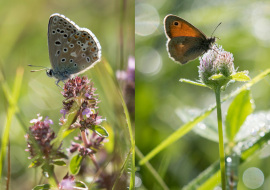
0,0,134,189
135,0,270,189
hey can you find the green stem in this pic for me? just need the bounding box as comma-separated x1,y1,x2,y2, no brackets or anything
215,87,226,189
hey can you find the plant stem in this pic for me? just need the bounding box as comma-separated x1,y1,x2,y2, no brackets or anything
215,87,226,189
81,130,89,147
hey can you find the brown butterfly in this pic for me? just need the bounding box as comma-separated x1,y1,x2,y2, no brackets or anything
164,15,216,64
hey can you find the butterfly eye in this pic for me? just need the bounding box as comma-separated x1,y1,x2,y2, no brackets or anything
173,21,179,26
46,69,53,77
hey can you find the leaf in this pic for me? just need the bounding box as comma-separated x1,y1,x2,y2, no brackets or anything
69,154,83,175
32,184,51,190
235,110,270,141
225,90,254,142
51,109,78,148
53,159,66,166
74,181,88,189
209,74,226,80
55,152,69,160
231,71,250,81
28,160,42,168
180,78,208,88
93,125,109,137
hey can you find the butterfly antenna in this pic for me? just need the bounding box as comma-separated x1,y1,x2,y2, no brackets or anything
211,22,222,38
28,65,48,72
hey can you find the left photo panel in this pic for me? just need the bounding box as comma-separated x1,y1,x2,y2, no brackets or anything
0,0,135,189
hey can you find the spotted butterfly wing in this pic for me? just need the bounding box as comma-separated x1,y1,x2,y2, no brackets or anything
47,13,101,82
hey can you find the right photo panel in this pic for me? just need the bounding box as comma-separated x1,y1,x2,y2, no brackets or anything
135,0,270,189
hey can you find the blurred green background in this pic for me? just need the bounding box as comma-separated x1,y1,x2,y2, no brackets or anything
0,0,134,189
135,0,270,189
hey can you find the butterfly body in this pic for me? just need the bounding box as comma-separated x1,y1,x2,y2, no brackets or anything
47,13,101,84
164,15,215,64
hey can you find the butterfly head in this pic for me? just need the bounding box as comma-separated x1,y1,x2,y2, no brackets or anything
46,69,54,78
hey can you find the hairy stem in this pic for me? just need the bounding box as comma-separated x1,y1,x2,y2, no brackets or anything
215,87,226,189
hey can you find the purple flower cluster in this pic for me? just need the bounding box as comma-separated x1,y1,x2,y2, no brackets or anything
61,76,103,130
26,76,108,188
69,132,106,156
25,114,64,166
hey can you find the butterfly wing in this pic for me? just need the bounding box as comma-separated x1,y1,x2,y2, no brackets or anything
164,15,207,39
164,15,215,64
48,13,101,80
167,36,206,64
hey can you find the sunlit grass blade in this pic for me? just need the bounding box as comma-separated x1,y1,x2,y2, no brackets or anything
139,107,215,165
89,59,135,188
139,69,270,165
136,146,169,190
0,67,24,179
112,147,132,190
120,91,135,190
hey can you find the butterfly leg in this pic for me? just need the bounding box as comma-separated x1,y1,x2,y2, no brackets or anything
55,79,62,88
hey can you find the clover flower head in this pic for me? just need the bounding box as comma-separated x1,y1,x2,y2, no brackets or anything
198,45,236,89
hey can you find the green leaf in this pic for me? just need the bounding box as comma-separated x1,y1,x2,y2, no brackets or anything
93,125,109,137
32,184,51,190
231,71,250,81
69,154,83,175
28,160,42,168
74,181,88,188
225,90,254,142
180,78,208,88
209,74,227,80
53,159,66,166
51,109,78,149
55,152,69,160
